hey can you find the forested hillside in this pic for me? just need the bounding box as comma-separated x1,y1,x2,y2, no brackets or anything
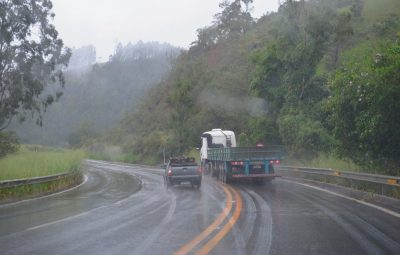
9,42,180,146
104,0,399,174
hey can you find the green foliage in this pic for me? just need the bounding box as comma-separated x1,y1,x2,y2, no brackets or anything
326,38,400,174
214,0,254,39
0,131,19,158
238,117,281,146
278,112,334,159
0,0,71,130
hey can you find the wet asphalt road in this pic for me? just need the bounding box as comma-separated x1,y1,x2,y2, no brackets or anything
0,160,399,255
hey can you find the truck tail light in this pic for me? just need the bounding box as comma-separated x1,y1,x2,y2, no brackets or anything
197,166,202,174
269,160,281,165
231,161,244,166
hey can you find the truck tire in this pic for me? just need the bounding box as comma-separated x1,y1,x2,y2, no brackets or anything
225,172,231,184
211,163,218,178
218,168,223,182
206,163,212,175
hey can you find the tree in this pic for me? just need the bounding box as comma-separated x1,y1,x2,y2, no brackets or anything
326,39,400,174
0,0,71,131
213,0,254,39
0,131,18,158
278,112,333,160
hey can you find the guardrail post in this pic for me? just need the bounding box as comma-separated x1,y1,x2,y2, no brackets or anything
264,160,269,174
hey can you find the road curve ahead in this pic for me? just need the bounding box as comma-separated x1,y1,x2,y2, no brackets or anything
0,160,399,255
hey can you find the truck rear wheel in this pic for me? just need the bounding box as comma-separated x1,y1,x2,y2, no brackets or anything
218,168,223,183
225,172,231,184
211,163,218,178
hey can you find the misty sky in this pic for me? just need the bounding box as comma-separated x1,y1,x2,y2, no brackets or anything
51,0,279,61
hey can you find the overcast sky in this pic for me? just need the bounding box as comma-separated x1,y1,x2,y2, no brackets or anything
51,0,280,61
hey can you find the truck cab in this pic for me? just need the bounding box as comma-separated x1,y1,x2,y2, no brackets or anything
200,129,236,161
200,129,236,175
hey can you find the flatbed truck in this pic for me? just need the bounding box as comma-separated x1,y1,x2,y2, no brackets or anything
201,129,282,184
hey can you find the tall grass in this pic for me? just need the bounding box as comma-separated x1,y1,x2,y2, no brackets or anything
285,153,362,172
0,146,86,181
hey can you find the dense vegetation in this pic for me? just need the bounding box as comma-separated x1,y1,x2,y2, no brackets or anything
101,0,399,174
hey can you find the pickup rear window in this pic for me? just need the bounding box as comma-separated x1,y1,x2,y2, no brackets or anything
169,157,198,166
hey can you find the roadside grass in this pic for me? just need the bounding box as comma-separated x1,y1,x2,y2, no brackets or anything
281,154,400,198
0,146,86,181
87,151,139,164
285,153,362,172
0,145,85,203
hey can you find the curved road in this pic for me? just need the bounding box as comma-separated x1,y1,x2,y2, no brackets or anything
0,160,399,255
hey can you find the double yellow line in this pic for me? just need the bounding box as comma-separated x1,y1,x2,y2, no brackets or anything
174,184,243,255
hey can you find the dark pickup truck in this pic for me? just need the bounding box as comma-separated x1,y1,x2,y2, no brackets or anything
164,157,202,188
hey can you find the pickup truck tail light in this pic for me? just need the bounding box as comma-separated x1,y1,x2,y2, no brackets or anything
197,166,202,174
167,168,173,176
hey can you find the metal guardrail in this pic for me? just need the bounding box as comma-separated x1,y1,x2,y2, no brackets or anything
0,172,72,189
276,166,400,198
277,166,400,186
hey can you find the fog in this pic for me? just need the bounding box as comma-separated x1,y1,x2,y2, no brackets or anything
199,90,268,117
9,42,180,146
51,0,279,61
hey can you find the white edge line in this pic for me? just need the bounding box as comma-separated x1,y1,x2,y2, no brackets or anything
24,176,144,232
9,174,144,233
283,179,400,218
0,174,89,208
3,163,148,235
26,211,91,231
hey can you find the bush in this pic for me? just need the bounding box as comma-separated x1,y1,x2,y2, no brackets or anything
0,131,19,158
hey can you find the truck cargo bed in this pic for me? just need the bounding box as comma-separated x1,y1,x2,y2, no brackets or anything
207,146,283,161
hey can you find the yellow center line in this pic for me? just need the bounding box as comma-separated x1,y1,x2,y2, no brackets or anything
173,184,233,255
194,186,243,255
